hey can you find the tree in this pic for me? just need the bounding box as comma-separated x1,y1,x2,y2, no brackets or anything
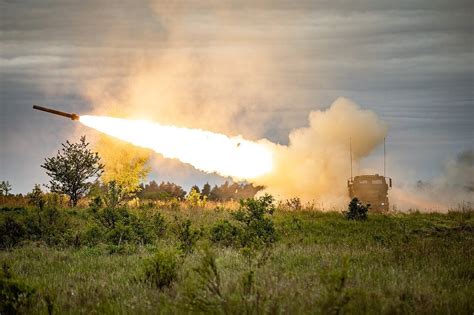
0,181,12,196
138,181,187,200
201,182,211,198
27,184,45,211
95,135,150,201
190,185,200,194
41,136,104,206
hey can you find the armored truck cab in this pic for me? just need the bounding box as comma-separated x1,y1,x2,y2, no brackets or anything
348,174,392,212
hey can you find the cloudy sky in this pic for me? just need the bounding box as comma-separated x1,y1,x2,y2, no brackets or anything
1,0,473,194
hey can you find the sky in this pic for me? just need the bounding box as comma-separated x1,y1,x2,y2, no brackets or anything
1,0,473,197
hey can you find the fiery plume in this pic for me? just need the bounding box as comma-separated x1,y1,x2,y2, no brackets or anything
79,115,273,179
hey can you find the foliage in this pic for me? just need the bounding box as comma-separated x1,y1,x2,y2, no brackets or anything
140,249,178,289
138,181,187,200
201,183,211,198
208,181,264,201
102,180,126,209
210,220,241,247
27,184,46,211
232,194,277,247
0,263,36,314
0,205,473,313
186,188,207,208
186,247,225,312
174,218,200,254
0,217,26,249
41,136,104,206
344,198,369,221
95,135,150,200
0,181,12,196
210,194,277,248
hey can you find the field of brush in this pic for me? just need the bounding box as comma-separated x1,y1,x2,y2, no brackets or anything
1,199,473,314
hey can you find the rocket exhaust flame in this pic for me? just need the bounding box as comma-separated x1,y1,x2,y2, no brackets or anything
79,115,273,179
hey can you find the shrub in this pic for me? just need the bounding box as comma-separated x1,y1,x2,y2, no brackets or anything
186,188,207,209
81,223,104,246
151,212,167,237
141,249,178,289
174,218,200,254
0,217,26,249
232,194,277,248
210,220,241,247
344,198,369,221
209,194,277,248
185,247,224,312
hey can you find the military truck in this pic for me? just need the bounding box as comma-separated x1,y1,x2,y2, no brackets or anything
347,174,392,212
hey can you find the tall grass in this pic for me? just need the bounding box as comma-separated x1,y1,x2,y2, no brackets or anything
0,200,472,314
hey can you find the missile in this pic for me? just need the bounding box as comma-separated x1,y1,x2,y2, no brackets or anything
33,105,79,121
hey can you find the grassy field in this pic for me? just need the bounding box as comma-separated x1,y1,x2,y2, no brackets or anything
1,199,473,314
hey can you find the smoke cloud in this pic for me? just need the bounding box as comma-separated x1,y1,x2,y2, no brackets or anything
391,150,474,211
255,97,388,205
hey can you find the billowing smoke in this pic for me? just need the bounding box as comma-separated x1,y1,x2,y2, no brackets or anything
391,150,474,211
74,2,389,207
74,1,469,211
255,97,388,205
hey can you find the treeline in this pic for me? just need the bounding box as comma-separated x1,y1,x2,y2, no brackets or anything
137,180,264,201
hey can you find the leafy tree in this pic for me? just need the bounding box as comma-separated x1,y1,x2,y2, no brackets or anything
187,188,207,208
138,181,187,200
0,181,12,196
201,182,211,198
207,181,264,201
41,136,104,207
27,184,45,211
191,185,200,194
96,135,150,200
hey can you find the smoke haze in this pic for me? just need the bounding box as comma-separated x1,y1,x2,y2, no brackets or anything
392,150,474,211
255,98,388,204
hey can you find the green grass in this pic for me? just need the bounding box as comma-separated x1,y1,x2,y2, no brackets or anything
1,205,473,314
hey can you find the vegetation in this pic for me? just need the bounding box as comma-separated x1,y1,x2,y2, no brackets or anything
0,181,12,196
344,197,369,221
41,136,104,206
95,135,151,203
0,195,472,314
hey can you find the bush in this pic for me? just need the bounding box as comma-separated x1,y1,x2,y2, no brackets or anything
81,223,104,246
210,194,277,248
233,194,277,248
151,212,167,237
174,218,200,254
186,188,207,209
344,198,369,221
0,217,26,249
141,249,178,289
210,220,241,247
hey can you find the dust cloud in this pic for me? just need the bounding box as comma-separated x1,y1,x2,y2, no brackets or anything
255,97,388,206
